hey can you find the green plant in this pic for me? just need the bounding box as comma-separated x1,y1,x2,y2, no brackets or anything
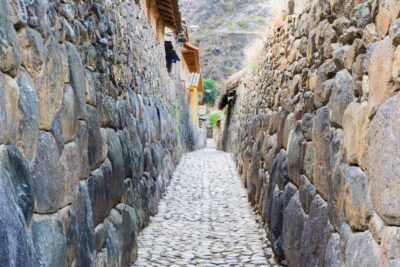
208,112,221,128
227,20,233,29
252,16,266,24
203,78,218,106
224,1,235,12
238,19,249,29
173,101,180,134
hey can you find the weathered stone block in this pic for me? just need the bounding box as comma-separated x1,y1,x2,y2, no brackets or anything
115,204,139,266
342,101,369,166
344,166,372,230
16,71,39,162
328,69,354,127
312,107,332,200
366,93,400,225
30,131,63,213
66,42,87,120
0,145,34,223
0,73,20,145
380,227,400,267
59,85,79,143
0,0,21,76
73,181,95,267
345,231,380,267
32,214,68,267
299,175,316,214
283,192,306,267
283,112,296,149
287,123,306,187
18,28,44,78
38,34,69,130
86,105,104,170
324,233,341,267
300,195,333,267
368,37,395,114
376,0,400,38
0,164,39,267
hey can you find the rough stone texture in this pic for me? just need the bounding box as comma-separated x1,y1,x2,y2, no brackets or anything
0,146,39,267
344,166,372,230
31,214,68,267
282,193,306,267
218,0,400,264
29,131,63,213
345,231,380,267
328,69,354,127
134,143,274,266
0,0,21,76
366,93,400,225
312,107,331,200
324,233,341,267
37,34,68,130
300,195,333,267
342,101,369,166
0,1,196,265
368,37,395,114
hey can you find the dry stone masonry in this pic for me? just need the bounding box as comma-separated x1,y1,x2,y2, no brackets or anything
0,0,195,266
222,0,400,265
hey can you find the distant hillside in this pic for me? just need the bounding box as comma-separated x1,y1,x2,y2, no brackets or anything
180,0,272,89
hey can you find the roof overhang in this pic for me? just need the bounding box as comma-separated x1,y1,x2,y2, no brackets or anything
156,0,182,32
182,42,201,73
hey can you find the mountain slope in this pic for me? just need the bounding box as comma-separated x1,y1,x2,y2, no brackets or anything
180,0,272,88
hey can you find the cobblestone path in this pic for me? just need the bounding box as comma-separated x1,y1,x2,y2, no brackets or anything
133,141,275,267
134,141,272,267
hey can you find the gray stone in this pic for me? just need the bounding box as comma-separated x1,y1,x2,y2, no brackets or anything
324,233,341,267
353,3,373,28
16,70,39,162
299,175,316,214
344,166,372,230
287,123,306,187
0,73,20,145
59,85,79,143
115,204,139,266
18,28,44,78
32,214,68,267
73,182,95,267
0,0,21,76
328,69,354,127
345,231,380,267
366,93,400,225
30,131,63,213
37,34,68,130
300,195,333,267
97,94,120,129
58,206,78,266
283,193,306,267
0,145,34,223
9,0,28,27
66,42,87,120
87,168,109,226
0,163,39,267
312,107,332,200
59,140,83,207
106,128,125,201
86,105,104,170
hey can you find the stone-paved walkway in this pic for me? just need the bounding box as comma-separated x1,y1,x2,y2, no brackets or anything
133,141,276,267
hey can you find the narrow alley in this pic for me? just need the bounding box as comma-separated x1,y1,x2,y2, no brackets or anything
133,141,275,267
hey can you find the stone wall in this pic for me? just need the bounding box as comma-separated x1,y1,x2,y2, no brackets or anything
226,0,400,265
0,0,195,266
